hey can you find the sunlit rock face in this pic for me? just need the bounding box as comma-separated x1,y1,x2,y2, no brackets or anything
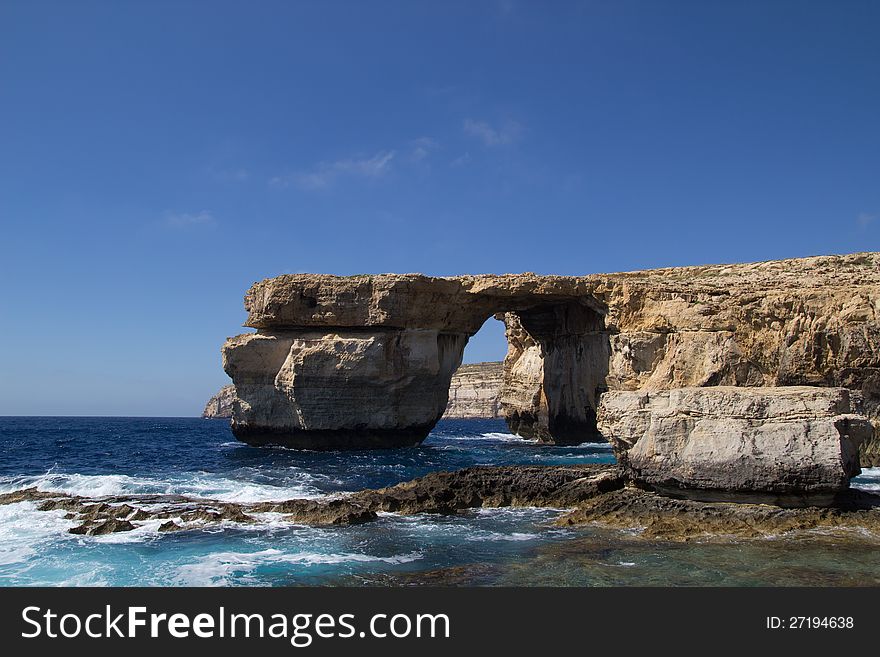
222,253,880,459
204,361,506,421
597,387,872,494
223,329,467,449
443,362,504,419
202,384,235,419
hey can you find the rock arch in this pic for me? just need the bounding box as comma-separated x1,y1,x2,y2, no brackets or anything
221,255,880,465
222,274,611,448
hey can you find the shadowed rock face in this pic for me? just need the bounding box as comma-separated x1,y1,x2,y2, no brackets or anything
222,253,880,461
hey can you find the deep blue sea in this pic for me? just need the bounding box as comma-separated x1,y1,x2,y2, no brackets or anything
1,417,879,586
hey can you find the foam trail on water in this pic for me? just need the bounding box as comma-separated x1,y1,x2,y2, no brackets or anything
0,471,324,502
174,549,423,586
475,432,539,443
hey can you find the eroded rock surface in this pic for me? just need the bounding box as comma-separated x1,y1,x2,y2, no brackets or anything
558,487,880,541
203,362,504,420
222,253,880,457
597,387,872,493
0,466,624,534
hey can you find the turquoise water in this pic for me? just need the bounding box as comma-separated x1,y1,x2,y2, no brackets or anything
0,417,878,586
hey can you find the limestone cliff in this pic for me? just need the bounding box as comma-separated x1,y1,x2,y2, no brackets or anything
222,252,879,462
202,384,236,418
443,362,503,418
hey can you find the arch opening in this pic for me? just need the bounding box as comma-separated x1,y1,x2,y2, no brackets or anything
442,316,507,420
496,301,610,444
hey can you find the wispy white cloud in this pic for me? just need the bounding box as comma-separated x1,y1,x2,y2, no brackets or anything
463,118,522,146
409,137,439,162
857,212,876,228
450,152,471,167
164,210,216,229
271,151,396,190
212,168,250,182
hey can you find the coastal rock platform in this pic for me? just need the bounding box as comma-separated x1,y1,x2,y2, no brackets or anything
4,465,879,543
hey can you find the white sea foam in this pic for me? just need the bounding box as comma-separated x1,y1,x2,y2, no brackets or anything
472,506,566,517
0,502,77,566
852,467,880,492
0,470,324,502
465,530,539,542
475,432,539,443
174,549,423,586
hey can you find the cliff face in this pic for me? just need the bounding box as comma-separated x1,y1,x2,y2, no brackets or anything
595,253,880,466
202,385,236,418
203,363,504,420
443,362,503,418
221,252,880,465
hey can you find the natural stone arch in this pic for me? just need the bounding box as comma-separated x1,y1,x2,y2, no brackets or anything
222,274,611,449
221,255,880,464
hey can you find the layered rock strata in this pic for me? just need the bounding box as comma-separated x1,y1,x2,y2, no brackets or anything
596,387,872,493
442,362,503,418
222,252,880,461
202,362,504,420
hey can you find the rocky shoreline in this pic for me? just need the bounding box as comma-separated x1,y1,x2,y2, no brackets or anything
4,464,878,542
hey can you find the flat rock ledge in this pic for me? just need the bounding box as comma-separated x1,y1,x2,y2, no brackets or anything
558,487,880,541
2,464,879,542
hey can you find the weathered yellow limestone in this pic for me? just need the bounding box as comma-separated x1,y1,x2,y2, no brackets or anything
222,252,880,469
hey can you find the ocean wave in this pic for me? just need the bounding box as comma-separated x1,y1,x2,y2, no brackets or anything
0,502,77,566
174,549,423,586
0,470,324,502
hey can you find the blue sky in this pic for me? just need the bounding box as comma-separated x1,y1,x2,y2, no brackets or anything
1,0,878,416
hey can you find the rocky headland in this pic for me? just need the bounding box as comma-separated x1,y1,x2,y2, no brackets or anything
17,253,876,556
